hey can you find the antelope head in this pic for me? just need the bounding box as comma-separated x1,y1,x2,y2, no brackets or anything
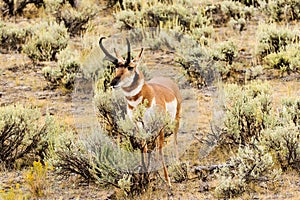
99,37,144,89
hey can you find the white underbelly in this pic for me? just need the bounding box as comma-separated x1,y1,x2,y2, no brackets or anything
127,97,177,123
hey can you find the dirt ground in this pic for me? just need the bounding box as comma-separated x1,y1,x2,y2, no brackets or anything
1,2,300,200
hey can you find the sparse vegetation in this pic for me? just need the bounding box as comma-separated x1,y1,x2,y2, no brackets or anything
1,0,300,198
115,1,211,33
0,183,25,200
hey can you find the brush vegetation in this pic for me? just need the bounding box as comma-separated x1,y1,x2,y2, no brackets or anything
1,0,300,199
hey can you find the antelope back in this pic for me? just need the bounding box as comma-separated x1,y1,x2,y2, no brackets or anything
148,77,182,105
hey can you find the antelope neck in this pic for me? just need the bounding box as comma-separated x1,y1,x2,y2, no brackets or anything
122,70,145,100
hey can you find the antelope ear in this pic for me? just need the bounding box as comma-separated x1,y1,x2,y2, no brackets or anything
132,48,144,63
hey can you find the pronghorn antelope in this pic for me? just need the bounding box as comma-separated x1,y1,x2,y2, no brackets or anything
99,37,182,187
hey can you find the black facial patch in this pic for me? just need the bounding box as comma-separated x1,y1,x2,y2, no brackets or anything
110,76,121,87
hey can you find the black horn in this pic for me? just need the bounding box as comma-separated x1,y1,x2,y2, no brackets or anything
125,38,131,65
99,37,118,64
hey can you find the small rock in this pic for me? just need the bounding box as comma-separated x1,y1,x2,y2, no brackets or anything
15,85,32,91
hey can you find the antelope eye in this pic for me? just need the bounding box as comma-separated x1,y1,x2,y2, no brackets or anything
127,66,134,71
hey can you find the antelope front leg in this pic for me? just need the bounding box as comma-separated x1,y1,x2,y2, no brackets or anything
158,129,172,187
174,120,179,160
141,142,149,173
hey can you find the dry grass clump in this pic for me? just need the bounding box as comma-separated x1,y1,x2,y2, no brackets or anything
24,161,51,197
0,183,25,200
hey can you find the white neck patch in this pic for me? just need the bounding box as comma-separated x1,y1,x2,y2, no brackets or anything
127,96,143,108
122,79,144,97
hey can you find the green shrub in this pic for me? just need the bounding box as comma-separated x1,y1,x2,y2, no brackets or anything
255,24,300,60
105,0,123,9
56,131,149,196
221,81,273,145
211,40,238,65
232,0,261,7
208,40,239,78
43,0,64,15
115,2,211,32
279,97,300,127
23,20,69,62
0,104,58,168
121,0,143,11
176,35,215,88
215,145,279,198
0,20,31,53
190,26,214,42
260,98,300,172
262,123,300,172
205,1,253,27
263,44,300,72
221,1,253,20
228,18,246,31
141,4,190,28
115,9,138,29
42,46,80,90
55,2,98,36
260,0,300,22
1,0,43,16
